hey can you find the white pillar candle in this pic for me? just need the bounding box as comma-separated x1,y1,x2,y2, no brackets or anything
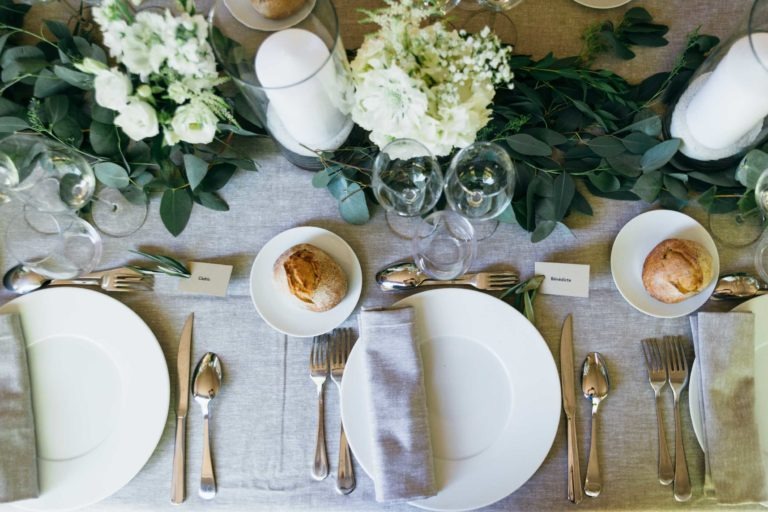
255,29,350,155
685,33,768,150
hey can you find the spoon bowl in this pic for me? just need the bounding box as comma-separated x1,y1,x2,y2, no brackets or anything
582,352,610,497
192,352,223,500
3,264,50,294
711,272,768,300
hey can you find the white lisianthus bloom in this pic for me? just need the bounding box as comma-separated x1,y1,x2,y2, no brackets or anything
74,57,107,75
171,101,218,144
163,126,181,146
351,66,428,139
114,99,159,141
94,68,132,111
167,81,189,104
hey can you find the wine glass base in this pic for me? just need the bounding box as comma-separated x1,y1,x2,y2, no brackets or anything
707,211,763,248
454,9,518,44
91,188,148,238
471,219,500,242
385,211,424,240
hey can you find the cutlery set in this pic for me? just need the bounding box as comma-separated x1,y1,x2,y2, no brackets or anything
310,328,356,494
171,314,224,504
560,314,611,503
3,264,154,294
641,336,691,502
376,261,518,292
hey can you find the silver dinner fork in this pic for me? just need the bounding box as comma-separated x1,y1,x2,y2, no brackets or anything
101,272,154,292
665,336,692,502
309,335,329,480
426,271,519,291
641,338,674,486
330,328,355,494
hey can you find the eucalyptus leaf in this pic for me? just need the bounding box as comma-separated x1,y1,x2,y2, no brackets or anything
588,171,621,192
339,182,369,225
199,163,236,191
622,132,659,154
606,153,642,177
506,133,552,157
183,154,208,191
33,69,68,97
52,117,82,146
617,115,662,136
312,166,339,188
45,96,69,124
94,162,130,189
587,135,625,158
531,220,557,242
571,190,593,216
0,98,23,117
689,170,740,187
552,172,575,220
736,149,768,190
640,138,681,171
160,188,193,237
53,65,93,89
91,105,115,124
196,191,229,211
0,116,29,132
632,169,663,202
90,121,119,156
663,175,688,200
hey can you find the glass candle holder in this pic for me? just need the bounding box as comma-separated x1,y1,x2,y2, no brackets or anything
667,0,768,168
209,0,353,170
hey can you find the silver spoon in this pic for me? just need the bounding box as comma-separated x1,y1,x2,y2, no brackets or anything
3,264,100,294
582,352,610,498
711,272,768,300
375,261,429,291
192,352,223,500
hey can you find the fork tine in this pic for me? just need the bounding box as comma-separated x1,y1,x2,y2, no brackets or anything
678,337,688,372
664,336,677,372
641,338,653,370
488,277,519,284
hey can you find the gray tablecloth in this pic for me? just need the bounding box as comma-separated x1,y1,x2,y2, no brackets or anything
1,0,762,510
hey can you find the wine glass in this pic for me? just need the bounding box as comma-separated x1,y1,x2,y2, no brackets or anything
90,186,149,237
412,210,476,280
457,0,522,45
5,207,103,279
372,138,444,238
444,141,516,239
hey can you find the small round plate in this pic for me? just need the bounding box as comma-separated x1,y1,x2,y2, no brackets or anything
249,226,362,337
610,210,720,318
223,0,316,31
573,0,632,8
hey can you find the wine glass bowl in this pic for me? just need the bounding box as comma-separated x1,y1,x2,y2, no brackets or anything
372,138,443,218
412,210,476,280
444,141,516,222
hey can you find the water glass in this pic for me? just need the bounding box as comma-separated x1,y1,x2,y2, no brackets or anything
372,139,443,218
6,208,103,279
444,141,516,222
412,210,476,280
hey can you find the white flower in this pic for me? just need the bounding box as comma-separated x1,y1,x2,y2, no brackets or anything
114,99,159,141
352,66,428,137
74,57,107,75
94,68,132,110
170,101,218,144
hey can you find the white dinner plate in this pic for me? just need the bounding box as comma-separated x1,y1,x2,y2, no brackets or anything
249,226,362,338
0,288,169,511
223,0,316,31
610,210,719,318
341,289,561,511
690,295,768,467
573,0,632,8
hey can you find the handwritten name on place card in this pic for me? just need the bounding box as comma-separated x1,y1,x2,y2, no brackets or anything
178,262,233,297
534,262,590,298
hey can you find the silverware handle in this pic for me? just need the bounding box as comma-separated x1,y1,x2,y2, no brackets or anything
654,393,674,485
336,424,355,494
170,416,186,504
584,407,601,497
566,416,583,504
312,388,329,480
673,398,692,501
200,409,216,500
48,278,100,286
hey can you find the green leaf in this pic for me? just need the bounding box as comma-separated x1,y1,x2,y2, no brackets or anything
587,136,625,158
0,98,23,117
640,138,681,171
52,117,82,146
45,96,69,124
523,127,568,146
531,220,557,243
90,121,119,156
33,69,68,97
496,204,517,224
91,105,116,124
53,65,93,90
552,172,575,220
196,191,229,211
632,170,663,202
0,116,29,132
45,20,71,40
663,175,688,200
736,149,768,190
200,163,236,191
339,182,369,224
94,162,130,189
605,153,642,177
588,172,620,192
571,190,593,216
217,123,257,136
622,132,659,154
506,133,552,157
121,185,148,206
312,165,339,188
688,170,740,187
617,115,662,137
183,154,208,191
160,188,193,237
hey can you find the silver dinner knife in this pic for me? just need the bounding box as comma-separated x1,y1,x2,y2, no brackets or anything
561,314,583,504
171,313,194,504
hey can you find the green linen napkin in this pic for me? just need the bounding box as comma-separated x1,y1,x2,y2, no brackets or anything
0,313,39,502
691,312,768,504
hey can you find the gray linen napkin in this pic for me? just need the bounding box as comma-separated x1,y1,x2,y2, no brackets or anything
690,312,768,504
358,307,436,503
0,313,39,502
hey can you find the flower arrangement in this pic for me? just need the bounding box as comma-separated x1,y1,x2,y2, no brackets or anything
350,0,514,157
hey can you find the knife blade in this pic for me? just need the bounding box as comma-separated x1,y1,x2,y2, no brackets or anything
560,314,583,504
171,313,194,505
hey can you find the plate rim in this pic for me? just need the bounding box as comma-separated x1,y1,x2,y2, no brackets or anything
610,209,720,319
248,226,363,337
340,288,561,511
573,0,632,8
0,287,169,512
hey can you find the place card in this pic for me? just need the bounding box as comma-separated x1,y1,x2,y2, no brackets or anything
534,262,590,298
178,262,233,297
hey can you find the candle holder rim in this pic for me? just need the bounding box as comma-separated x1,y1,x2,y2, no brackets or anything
208,0,342,91
749,0,768,73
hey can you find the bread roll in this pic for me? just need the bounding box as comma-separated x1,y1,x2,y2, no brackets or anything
273,244,348,312
250,0,306,19
641,238,714,304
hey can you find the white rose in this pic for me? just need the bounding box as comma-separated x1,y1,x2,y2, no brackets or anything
114,99,159,141
94,68,132,111
170,102,218,144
